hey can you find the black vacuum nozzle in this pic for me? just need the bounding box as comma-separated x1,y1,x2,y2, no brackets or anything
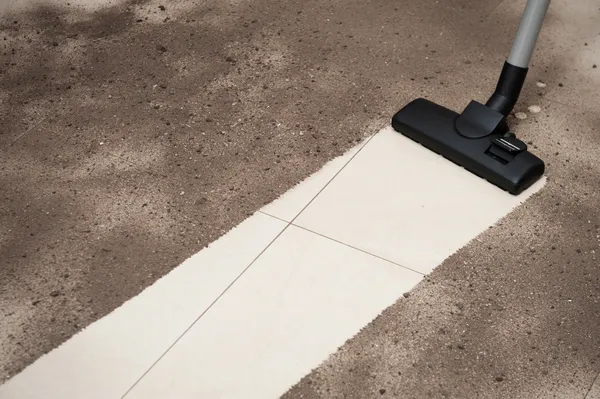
391,98,544,195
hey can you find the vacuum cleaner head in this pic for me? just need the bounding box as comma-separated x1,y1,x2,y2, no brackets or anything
391,98,545,195
390,0,550,195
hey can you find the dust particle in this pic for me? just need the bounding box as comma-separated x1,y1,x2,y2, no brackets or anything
379,388,386,395
157,45,167,53
159,5,165,10
593,64,597,69
558,83,564,87
49,290,61,297
403,292,410,298
515,112,527,120
495,376,505,382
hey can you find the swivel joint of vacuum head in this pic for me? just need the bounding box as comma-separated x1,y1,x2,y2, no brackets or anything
486,62,529,117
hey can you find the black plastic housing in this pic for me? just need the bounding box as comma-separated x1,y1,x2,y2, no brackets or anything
486,62,529,116
391,98,545,195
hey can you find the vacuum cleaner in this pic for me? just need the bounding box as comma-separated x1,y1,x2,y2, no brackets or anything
392,0,550,195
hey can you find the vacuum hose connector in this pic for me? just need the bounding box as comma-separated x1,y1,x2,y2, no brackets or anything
486,0,550,116
486,62,528,117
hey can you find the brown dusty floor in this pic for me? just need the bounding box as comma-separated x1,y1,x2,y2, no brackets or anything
0,0,501,381
0,0,598,395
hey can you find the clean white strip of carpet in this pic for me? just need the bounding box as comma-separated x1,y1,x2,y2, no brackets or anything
0,126,545,399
